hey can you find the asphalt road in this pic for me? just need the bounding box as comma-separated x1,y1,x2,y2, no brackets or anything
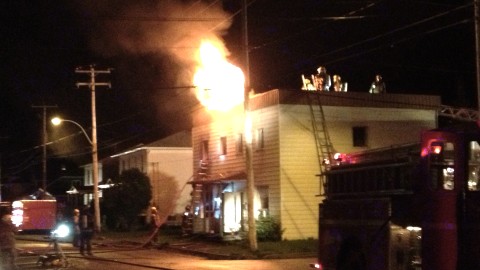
15,238,315,270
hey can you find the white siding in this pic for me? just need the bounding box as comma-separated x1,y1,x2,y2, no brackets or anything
279,104,322,239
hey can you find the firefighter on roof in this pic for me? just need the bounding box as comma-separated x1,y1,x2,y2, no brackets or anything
314,66,331,91
369,74,386,94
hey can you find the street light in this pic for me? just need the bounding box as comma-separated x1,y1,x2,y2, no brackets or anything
51,117,101,232
51,118,92,144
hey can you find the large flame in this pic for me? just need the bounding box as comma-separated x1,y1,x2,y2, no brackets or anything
193,40,245,111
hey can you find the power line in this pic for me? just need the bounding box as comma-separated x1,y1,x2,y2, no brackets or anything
310,2,472,62
250,1,382,52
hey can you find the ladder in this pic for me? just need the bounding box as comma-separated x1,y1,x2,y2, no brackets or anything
307,92,335,195
438,105,480,122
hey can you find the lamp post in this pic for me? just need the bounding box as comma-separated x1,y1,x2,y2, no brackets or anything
51,117,101,232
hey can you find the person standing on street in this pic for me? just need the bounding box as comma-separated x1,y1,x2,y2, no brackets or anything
149,207,161,244
0,207,18,269
72,208,80,247
79,205,94,256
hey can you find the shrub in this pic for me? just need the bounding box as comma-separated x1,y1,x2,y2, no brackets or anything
256,215,284,241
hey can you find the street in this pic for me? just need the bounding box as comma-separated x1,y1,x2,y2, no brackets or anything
15,238,315,270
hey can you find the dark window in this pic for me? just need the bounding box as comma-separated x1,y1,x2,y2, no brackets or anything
352,126,367,147
235,133,243,155
220,136,227,156
256,128,264,150
201,140,209,161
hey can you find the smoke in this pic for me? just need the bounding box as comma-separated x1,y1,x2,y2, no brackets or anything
78,0,234,86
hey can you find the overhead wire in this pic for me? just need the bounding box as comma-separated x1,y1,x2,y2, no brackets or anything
309,2,472,63
321,18,472,67
250,0,383,52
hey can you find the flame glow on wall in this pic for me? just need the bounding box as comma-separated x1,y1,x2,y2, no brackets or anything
193,40,244,111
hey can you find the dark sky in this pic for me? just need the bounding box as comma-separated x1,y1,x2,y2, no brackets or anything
0,0,477,184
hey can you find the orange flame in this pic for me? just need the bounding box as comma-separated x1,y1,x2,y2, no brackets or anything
193,40,245,111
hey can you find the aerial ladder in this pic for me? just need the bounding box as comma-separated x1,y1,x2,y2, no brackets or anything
306,92,335,195
438,105,480,122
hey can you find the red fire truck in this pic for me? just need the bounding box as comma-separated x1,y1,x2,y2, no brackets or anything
11,198,57,231
314,128,480,270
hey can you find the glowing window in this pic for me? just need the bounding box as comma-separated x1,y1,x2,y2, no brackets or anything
468,141,480,191
429,141,455,190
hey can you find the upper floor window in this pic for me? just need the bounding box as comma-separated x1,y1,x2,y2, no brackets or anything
352,126,367,147
256,128,264,150
235,133,243,155
201,140,209,162
220,136,227,156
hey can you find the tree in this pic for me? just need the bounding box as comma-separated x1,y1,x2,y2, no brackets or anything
102,168,152,231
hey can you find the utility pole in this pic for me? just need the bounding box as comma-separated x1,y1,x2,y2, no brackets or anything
0,136,7,202
475,0,480,111
75,65,111,232
242,0,257,252
32,105,57,191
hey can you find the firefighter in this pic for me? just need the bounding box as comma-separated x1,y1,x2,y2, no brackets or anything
72,208,80,247
149,207,161,244
333,74,346,92
314,66,331,91
0,207,18,269
79,205,94,256
369,74,386,94
182,205,193,236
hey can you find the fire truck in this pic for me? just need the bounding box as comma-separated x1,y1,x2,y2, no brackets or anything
11,198,57,231
315,127,480,270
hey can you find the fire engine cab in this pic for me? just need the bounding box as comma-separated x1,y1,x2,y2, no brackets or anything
315,128,480,270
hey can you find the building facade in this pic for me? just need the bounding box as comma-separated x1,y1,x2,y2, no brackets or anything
111,131,193,223
191,89,441,240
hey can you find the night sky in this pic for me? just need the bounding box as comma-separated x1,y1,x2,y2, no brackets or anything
0,0,476,189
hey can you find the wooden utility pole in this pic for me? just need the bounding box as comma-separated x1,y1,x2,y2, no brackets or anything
475,0,480,111
75,65,111,232
32,105,57,190
242,0,257,252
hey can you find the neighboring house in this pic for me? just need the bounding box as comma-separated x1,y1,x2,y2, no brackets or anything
190,89,441,240
111,130,193,224
79,163,104,207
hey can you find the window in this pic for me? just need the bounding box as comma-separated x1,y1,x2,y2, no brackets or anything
468,141,480,191
429,141,455,190
236,133,243,155
220,136,227,156
256,128,264,150
257,186,269,217
201,140,209,161
352,126,367,147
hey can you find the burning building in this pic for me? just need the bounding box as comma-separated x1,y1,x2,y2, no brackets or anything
189,42,441,239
